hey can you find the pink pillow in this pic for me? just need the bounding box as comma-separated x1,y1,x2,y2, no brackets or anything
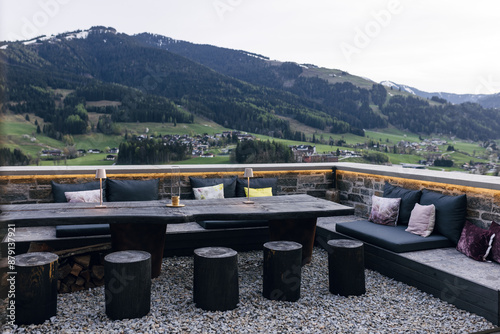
369,195,401,227
488,221,500,263
405,203,435,237
456,221,495,261
64,189,101,203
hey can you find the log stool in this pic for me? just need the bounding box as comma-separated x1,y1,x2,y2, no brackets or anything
193,247,239,311
14,252,59,325
263,241,302,302
327,239,365,296
104,250,151,320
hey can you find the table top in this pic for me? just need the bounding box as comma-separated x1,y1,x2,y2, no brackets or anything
0,194,354,227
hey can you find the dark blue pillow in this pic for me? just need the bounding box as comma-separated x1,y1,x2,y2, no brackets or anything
383,182,422,225
419,189,467,245
106,178,159,202
189,176,237,198
236,177,278,197
51,181,104,203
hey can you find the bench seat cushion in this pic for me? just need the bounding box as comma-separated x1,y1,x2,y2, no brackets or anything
336,220,453,253
56,224,110,237
197,220,268,229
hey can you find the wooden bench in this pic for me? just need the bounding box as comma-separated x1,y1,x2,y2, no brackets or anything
1,222,270,258
316,215,500,326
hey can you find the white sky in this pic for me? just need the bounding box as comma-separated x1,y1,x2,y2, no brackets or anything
1,0,499,94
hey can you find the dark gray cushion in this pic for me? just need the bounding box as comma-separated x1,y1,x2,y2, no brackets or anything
189,176,237,198
51,181,104,203
197,220,268,229
336,220,453,253
106,178,159,202
236,177,278,197
56,224,110,237
383,182,422,225
419,189,467,245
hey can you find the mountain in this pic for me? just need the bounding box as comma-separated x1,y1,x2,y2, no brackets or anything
380,81,500,109
1,26,500,142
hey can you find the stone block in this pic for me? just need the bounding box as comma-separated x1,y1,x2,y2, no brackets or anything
29,188,53,200
279,187,297,194
360,188,371,196
481,212,500,223
348,194,364,203
467,197,492,212
314,183,330,190
278,178,297,187
338,181,352,193
2,193,28,203
298,175,325,185
354,204,370,218
466,210,480,219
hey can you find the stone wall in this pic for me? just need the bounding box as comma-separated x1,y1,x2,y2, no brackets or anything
0,168,334,204
336,170,500,229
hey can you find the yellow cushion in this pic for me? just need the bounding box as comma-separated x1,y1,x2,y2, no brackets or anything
244,187,273,197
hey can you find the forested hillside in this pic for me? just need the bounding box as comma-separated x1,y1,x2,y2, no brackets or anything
137,32,500,141
1,26,499,143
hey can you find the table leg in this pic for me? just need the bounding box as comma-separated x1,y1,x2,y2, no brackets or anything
109,223,167,278
268,218,317,265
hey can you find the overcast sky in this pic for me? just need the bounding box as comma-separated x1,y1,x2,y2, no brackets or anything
1,0,499,94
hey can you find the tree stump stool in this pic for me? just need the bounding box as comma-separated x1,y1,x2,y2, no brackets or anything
104,250,151,320
263,241,302,302
14,252,59,325
327,239,365,296
193,247,239,311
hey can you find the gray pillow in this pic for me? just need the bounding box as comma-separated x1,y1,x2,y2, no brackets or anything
383,182,422,225
189,176,237,198
419,189,467,244
106,178,159,202
51,181,103,203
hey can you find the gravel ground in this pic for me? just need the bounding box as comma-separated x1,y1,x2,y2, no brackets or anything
1,247,495,333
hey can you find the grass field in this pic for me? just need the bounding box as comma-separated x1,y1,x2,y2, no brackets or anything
1,111,493,171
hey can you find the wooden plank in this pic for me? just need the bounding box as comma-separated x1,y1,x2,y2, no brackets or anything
366,251,498,324
0,195,354,227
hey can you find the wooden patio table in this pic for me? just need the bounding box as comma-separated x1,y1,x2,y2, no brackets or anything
1,194,354,277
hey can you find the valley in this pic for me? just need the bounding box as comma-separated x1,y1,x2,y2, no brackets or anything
1,26,499,173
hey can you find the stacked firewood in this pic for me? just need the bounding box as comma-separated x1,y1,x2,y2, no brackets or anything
57,253,106,293
28,242,111,294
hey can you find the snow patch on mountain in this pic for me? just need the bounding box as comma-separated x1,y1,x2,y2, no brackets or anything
381,81,416,95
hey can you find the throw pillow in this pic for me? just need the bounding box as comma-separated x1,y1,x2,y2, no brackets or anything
64,189,101,203
456,221,495,261
244,187,273,198
193,184,224,200
106,178,159,202
51,181,103,203
419,189,467,245
236,177,277,197
369,195,401,227
189,176,237,198
405,203,436,237
383,182,422,225
488,221,500,263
